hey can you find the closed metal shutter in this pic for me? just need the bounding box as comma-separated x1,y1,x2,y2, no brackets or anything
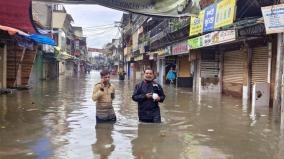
200,52,219,78
223,50,244,84
252,46,268,84
178,55,190,77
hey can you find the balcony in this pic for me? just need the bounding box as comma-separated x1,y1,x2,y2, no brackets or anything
169,17,190,33
149,20,170,43
123,23,132,35
132,15,148,33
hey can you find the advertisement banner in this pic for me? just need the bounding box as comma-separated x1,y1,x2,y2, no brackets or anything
188,36,202,49
203,4,216,33
261,4,284,34
189,11,204,36
214,0,236,28
189,0,235,36
188,30,235,49
214,0,236,29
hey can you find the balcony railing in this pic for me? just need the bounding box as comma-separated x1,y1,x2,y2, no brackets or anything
169,17,190,32
132,15,148,33
123,23,132,35
149,20,170,43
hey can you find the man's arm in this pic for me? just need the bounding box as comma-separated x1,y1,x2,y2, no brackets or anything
158,85,166,103
92,84,104,101
132,84,146,102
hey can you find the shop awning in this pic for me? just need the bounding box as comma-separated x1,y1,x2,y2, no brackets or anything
0,0,36,34
0,25,29,36
55,47,78,61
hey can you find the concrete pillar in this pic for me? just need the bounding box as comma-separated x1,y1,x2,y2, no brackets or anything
3,44,7,89
243,44,251,106
219,49,224,93
16,48,26,87
280,33,284,129
274,34,283,116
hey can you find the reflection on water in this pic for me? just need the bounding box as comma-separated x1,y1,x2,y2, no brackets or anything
92,123,115,159
0,70,284,159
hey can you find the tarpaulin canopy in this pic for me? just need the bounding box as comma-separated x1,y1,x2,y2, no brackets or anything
0,25,29,36
34,0,200,17
28,34,57,46
0,0,37,33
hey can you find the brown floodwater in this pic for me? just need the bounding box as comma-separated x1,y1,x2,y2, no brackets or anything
0,71,283,159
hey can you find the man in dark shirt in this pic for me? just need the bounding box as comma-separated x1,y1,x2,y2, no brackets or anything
132,67,166,123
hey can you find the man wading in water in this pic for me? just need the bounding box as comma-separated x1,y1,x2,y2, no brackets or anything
132,67,166,123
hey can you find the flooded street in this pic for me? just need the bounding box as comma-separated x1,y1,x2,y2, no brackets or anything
0,71,284,159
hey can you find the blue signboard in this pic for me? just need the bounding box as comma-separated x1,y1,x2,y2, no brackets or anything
203,4,216,33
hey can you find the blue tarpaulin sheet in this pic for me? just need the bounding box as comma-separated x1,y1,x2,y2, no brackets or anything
28,34,57,46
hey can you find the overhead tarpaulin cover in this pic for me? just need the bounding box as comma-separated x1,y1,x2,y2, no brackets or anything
35,0,201,17
28,34,57,46
0,0,36,33
0,25,29,36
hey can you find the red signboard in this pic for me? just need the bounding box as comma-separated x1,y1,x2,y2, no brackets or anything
0,0,36,34
172,41,189,55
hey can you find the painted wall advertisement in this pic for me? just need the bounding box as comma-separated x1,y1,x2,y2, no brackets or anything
189,0,236,36
188,30,236,49
261,4,284,34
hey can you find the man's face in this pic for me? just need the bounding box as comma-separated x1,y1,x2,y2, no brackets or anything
102,74,110,84
144,70,154,81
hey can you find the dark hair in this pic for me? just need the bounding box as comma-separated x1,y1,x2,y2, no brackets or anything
144,67,155,73
100,69,110,77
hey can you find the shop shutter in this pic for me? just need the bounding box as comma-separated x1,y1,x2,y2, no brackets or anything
200,53,219,78
252,46,268,84
223,50,244,84
178,55,190,77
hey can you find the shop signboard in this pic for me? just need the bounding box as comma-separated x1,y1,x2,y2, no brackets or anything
261,4,284,34
172,41,189,55
189,0,236,36
189,11,204,36
188,29,235,49
203,3,216,32
214,0,236,29
188,36,202,49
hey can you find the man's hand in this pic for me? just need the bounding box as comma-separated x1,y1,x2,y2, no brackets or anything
154,96,161,102
100,80,104,91
146,93,153,99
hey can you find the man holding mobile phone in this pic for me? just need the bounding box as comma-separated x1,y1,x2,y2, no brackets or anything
132,67,166,123
92,69,116,123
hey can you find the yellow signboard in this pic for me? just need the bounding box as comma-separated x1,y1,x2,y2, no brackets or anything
189,11,204,36
214,0,236,28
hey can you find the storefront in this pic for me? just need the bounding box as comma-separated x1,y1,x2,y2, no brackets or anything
223,47,245,97
156,46,171,84
172,40,192,87
188,29,236,93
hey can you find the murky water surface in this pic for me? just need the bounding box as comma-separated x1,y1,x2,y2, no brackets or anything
0,71,283,159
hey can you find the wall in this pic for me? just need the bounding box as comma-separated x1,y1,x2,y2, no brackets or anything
29,51,43,85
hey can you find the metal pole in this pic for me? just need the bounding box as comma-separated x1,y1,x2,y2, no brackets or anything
280,33,284,129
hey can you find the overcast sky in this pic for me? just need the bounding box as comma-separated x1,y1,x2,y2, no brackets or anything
64,5,123,49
